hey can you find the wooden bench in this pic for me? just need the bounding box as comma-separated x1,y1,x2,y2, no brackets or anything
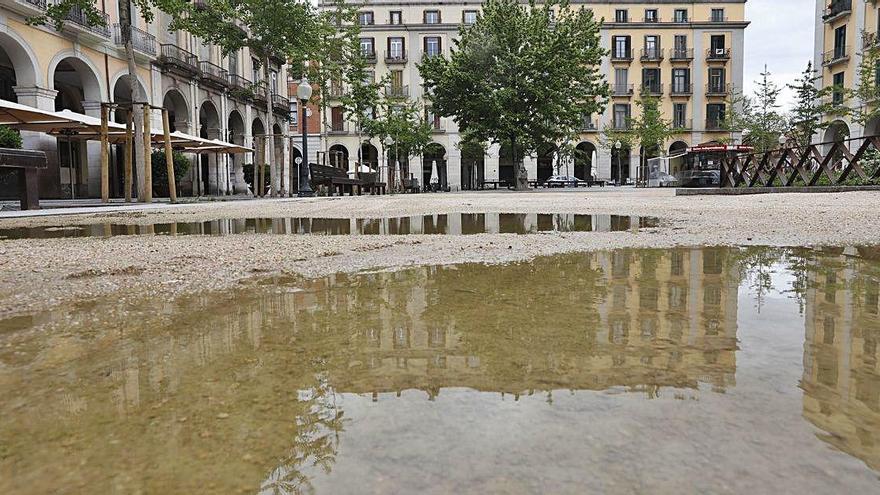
309,163,363,196
0,148,47,210
481,180,512,190
404,177,420,193
358,172,386,195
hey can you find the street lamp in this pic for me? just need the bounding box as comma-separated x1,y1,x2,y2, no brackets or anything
383,135,393,185
613,140,621,186
296,77,314,197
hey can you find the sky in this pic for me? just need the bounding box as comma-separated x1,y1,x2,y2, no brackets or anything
743,0,816,111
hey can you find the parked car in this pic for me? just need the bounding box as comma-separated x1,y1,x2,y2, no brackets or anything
655,171,679,187
545,175,581,188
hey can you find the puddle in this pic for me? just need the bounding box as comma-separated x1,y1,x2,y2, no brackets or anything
0,213,657,239
2,246,880,493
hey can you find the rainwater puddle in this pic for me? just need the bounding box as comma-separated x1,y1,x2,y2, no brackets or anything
0,213,657,239
2,246,880,493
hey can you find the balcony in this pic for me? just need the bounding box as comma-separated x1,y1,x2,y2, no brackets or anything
611,83,634,97
670,48,694,61
670,83,693,96
823,0,852,22
272,94,290,114
706,83,731,97
385,85,409,98
643,15,660,23
673,119,693,131
385,50,407,64
63,5,110,41
640,48,664,62
822,46,849,66
327,85,345,99
640,83,663,96
610,49,633,63
227,75,253,101
707,47,731,61
158,44,199,76
329,122,348,135
2,0,47,17
252,81,269,106
421,50,443,60
612,121,631,131
362,49,377,63
580,119,598,132
199,61,228,89
112,24,156,56
428,121,446,133
228,74,252,91
705,119,725,131
709,16,729,22
863,32,879,50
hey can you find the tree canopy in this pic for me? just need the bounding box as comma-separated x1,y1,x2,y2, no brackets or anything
419,0,608,189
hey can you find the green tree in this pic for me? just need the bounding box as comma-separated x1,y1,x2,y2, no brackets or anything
602,91,675,182
420,0,608,190
371,99,432,190
339,32,383,175
720,67,786,153
846,44,880,128
157,0,321,197
786,61,833,148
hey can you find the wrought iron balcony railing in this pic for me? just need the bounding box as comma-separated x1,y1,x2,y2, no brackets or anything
640,48,664,62
112,24,156,55
272,94,290,114
640,83,664,95
384,85,409,98
822,46,849,66
611,83,634,96
159,44,199,74
705,119,725,131
706,83,732,96
65,5,110,37
228,74,252,91
707,47,731,60
670,48,694,61
823,0,852,21
611,49,633,62
580,119,598,132
673,119,693,131
199,61,228,87
670,83,693,95
384,50,407,64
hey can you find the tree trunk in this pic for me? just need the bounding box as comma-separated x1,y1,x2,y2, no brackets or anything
122,2,147,202
263,55,277,197
512,136,528,191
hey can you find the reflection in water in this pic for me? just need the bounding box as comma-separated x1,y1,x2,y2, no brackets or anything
2,246,880,492
0,213,657,240
801,247,880,470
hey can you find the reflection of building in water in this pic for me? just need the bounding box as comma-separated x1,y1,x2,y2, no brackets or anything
802,247,880,470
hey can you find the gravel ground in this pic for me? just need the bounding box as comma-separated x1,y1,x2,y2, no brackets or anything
1,188,879,318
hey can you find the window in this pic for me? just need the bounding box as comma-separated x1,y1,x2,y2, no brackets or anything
331,106,344,132
358,11,374,25
615,9,628,23
290,100,298,127
360,37,375,57
673,103,687,128
390,11,402,25
710,8,725,22
426,109,441,129
834,25,847,58
613,104,631,129
614,67,629,94
424,36,442,57
644,35,660,59
833,72,845,105
672,68,690,93
710,35,726,57
390,70,403,89
251,57,261,83
270,70,278,93
227,51,238,76
644,9,658,23
424,10,441,24
707,103,725,129
463,10,478,24
673,35,688,58
674,9,688,23
642,68,661,93
708,68,726,92
612,35,631,58
387,37,405,59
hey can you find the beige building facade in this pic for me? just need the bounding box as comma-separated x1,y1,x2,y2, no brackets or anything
0,1,291,200
319,0,748,190
814,0,880,144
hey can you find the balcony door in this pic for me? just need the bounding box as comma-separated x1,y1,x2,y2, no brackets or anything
644,35,659,58
388,37,404,59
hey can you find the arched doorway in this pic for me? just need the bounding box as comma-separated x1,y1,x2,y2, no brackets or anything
110,76,148,199
823,120,850,166
198,100,221,195
499,142,521,183
537,143,557,182
460,141,485,190
250,117,266,195
611,145,631,184
272,122,284,193
0,31,40,199
359,142,379,173
53,56,102,198
423,143,447,191
328,144,348,170
163,89,189,133
228,110,246,194
574,142,596,180
668,141,688,177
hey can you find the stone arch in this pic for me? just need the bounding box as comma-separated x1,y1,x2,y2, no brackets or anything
359,142,379,172
109,69,148,103
423,142,447,191
669,140,688,155
226,109,247,194
537,143,557,182
329,143,349,169
823,119,850,155
48,52,105,105
574,141,597,180
0,28,41,101
199,100,221,139
162,88,189,133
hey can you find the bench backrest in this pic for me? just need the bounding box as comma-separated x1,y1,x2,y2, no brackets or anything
309,163,348,183
0,148,47,169
360,172,380,184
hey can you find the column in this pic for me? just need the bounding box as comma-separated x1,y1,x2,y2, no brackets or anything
523,154,537,181
14,86,60,198
446,133,462,191
82,100,103,198
596,147,612,180
485,142,500,182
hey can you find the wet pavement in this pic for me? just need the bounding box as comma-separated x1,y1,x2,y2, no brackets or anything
1,246,880,494
0,213,657,239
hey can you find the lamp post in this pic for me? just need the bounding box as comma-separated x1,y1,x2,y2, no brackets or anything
383,135,393,186
613,140,621,186
297,78,314,197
